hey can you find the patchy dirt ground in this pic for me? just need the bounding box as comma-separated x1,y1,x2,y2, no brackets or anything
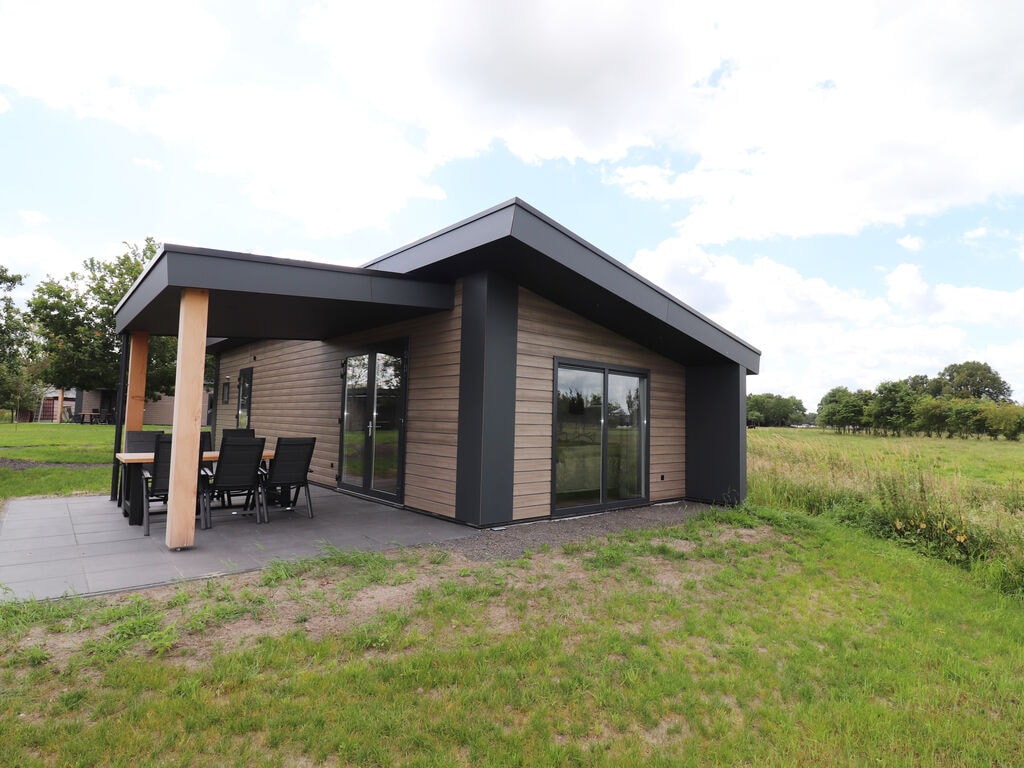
10,501,784,668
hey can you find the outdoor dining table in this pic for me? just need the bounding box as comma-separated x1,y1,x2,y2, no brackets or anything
116,448,275,525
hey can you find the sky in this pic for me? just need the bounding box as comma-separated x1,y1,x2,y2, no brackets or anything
2,0,1023,412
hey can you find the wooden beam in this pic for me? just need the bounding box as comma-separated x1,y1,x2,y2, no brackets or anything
125,332,150,432
166,289,208,549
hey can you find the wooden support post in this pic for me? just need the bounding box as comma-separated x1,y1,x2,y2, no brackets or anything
125,332,150,432
55,388,65,423
166,289,209,550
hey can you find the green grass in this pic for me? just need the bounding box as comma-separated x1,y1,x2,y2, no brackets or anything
4,424,1024,763
0,423,165,502
748,427,1024,595
2,517,1024,765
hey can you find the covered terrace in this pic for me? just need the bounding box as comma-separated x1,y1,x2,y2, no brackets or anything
113,246,453,550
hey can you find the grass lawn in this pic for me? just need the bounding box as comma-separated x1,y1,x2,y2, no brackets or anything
0,423,165,503
1,425,1024,764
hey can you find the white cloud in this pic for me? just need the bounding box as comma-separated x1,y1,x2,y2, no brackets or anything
897,235,923,252
132,158,162,172
2,1,1022,245
0,233,76,304
885,264,932,311
964,226,988,240
0,93,9,114
629,238,1024,408
17,210,48,226
604,2,1024,245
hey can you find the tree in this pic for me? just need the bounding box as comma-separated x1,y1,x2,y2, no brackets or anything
979,401,1024,441
0,357,47,423
817,386,870,433
0,266,42,419
746,393,807,427
947,399,986,439
935,361,1012,402
912,395,951,437
27,239,179,398
867,380,919,436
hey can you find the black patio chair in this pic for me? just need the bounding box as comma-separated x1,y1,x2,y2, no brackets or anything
200,437,267,526
141,433,173,536
199,430,213,472
261,437,316,520
220,428,255,447
217,428,257,508
119,430,163,511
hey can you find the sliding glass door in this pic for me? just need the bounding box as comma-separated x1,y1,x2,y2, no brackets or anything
555,362,647,512
340,344,405,500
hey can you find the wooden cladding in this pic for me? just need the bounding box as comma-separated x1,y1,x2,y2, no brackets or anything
213,281,687,525
214,284,463,519
513,288,686,520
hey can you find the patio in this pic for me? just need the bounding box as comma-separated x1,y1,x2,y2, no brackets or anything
0,486,479,601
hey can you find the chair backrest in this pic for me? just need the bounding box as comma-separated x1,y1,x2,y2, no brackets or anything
199,430,213,470
220,428,255,448
210,437,266,491
125,430,162,453
150,434,174,495
266,437,316,486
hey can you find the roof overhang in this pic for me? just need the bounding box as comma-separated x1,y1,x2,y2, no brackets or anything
366,199,761,373
114,200,759,374
114,246,454,342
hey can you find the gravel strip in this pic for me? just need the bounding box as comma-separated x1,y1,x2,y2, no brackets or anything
433,500,713,561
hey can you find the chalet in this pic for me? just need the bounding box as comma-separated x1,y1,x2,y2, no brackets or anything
113,199,760,549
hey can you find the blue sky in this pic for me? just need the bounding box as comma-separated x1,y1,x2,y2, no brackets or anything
2,0,1023,411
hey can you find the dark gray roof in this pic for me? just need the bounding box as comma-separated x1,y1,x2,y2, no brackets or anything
114,245,454,340
367,198,760,373
114,199,759,373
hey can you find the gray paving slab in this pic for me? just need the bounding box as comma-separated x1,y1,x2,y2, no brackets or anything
0,487,478,601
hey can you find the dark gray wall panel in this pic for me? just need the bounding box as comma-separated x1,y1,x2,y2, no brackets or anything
685,363,748,505
455,271,518,526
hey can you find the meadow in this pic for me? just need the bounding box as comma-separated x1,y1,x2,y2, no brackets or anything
748,427,1024,596
0,423,1023,765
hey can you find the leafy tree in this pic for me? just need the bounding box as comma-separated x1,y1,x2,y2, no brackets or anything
912,395,951,437
0,266,27,368
0,266,43,419
867,380,919,436
746,393,806,427
27,239,179,398
935,361,1012,402
979,401,1024,441
0,357,47,423
817,386,870,433
903,374,929,392
947,399,986,439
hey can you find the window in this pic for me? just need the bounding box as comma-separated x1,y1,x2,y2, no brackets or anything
554,360,648,512
236,367,253,429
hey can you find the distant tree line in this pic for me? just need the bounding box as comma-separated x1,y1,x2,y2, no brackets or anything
747,392,808,427
816,361,1024,440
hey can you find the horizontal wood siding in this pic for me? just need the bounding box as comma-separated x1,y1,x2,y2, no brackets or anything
513,289,686,520
215,339,343,487
212,283,462,518
402,282,462,518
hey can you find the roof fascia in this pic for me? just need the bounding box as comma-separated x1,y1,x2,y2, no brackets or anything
508,203,760,372
114,245,453,335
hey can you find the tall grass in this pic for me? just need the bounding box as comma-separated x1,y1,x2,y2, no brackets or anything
748,428,1024,596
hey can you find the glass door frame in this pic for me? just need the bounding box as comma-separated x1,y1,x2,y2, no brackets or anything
338,339,408,502
551,357,650,516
